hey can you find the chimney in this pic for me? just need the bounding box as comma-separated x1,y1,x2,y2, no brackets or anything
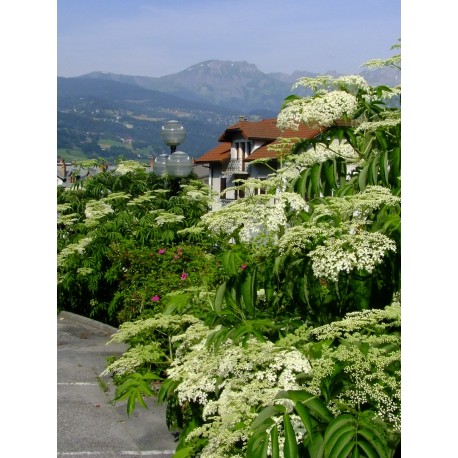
239,115,246,122
60,158,67,177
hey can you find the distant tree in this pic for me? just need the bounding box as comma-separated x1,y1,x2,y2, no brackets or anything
81,141,103,155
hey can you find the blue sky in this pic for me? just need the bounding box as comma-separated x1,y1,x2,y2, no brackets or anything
58,0,400,78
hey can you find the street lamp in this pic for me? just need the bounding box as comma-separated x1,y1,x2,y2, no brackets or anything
154,120,193,177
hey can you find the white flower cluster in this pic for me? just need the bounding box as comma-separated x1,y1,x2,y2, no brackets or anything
277,91,359,131
102,191,131,202
151,211,185,226
180,183,216,203
355,116,401,134
363,54,401,71
167,324,312,457
311,186,400,222
278,302,401,431
127,192,155,206
266,137,302,159
107,313,201,344
292,74,370,94
330,334,401,431
57,213,80,227
309,231,397,282
277,187,399,260
278,224,337,255
115,160,146,175
57,203,72,213
308,301,401,341
201,196,270,242
57,236,93,267
84,200,114,221
202,192,309,243
278,192,309,212
76,267,94,276
293,142,360,167
101,343,165,376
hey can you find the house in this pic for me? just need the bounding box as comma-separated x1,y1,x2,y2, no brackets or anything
57,159,116,188
194,117,325,205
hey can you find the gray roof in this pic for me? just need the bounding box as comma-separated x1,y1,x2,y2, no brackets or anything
57,162,209,188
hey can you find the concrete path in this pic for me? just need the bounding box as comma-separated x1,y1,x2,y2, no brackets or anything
57,311,178,457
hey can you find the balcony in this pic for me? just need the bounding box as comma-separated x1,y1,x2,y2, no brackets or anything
224,159,248,176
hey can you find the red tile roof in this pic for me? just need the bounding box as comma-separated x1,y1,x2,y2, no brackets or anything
196,118,326,163
218,118,325,142
194,142,231,164
244,143,277,161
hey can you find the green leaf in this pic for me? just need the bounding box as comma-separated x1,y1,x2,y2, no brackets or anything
127,392,136,416
358,163,369,192
270,424,280,458
351,445,361,458
214,281,226,313
357,427,389,458
328,429,355,458
241,270,256,316
172,447,194,458
359,342,370,356
311,162,322,197
379,150,389,186
324,414,356,442
294,401,314,441
308,434,325,458
361,136,374,157
157,378,179,404
281,94,302,110
135,390,148,409
323,159,338,190
369,153,380,186
283,413,299,458
251,405,286,430
375,130,388,150
246,431,269,458
298,273,310,306
390,146,401,186
277,390,333,422
222,251,236,275
295,168,310,198
356,440,379,458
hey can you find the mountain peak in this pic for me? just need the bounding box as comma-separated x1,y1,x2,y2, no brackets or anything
182,60,260,75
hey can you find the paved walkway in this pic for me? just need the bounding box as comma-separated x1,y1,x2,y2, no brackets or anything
57,311,177,457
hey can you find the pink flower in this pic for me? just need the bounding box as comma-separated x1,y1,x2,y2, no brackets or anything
158,249,166,254
180,272,188,280
151,295,160,302
241,265,247,270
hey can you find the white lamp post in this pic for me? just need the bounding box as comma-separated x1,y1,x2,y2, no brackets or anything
154,120,193,177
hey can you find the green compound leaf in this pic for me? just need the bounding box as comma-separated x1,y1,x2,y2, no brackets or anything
283,413,299,458
277,390,334,423
324,414,357,456
294,401,314,442
357,426,389,458
270,424,280,458
327,428,355,458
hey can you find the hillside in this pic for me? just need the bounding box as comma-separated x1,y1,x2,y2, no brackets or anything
58,60,400,162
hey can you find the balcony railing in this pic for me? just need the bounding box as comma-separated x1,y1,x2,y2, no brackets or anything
224,159,247,176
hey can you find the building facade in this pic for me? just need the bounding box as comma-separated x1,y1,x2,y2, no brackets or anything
194,117,324,206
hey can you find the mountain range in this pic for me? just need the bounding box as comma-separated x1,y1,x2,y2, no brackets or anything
57,60,400,160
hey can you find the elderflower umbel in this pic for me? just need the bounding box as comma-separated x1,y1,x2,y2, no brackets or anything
84,200,114,220
115,160,145,175
309,231,397,282
277,91,358,130
166,325,312,457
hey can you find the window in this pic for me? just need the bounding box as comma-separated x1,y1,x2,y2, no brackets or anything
220,177,227,198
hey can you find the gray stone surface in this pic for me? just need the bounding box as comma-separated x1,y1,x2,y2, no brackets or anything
57,312,178,457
